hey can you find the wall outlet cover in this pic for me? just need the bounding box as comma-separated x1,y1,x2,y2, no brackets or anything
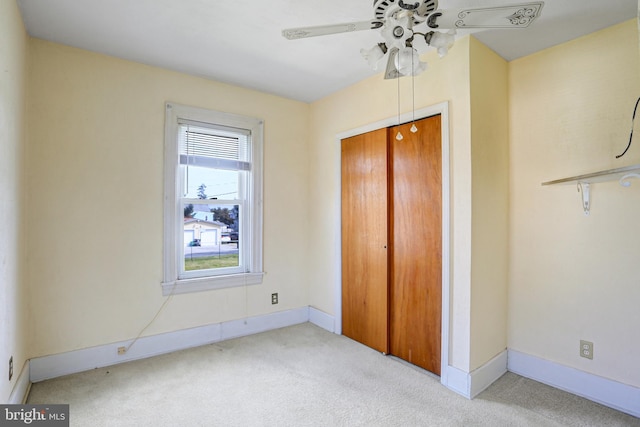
580,340,594,360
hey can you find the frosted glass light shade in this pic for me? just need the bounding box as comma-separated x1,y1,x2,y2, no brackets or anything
428,30,456,58
360,44,386,70
395,47,427,76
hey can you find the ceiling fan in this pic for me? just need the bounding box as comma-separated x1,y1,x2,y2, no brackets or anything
283,0,544,79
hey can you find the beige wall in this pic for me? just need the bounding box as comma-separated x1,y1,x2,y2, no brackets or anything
307,36,515,374
308,37,476,371
9,6,639,397
26,39,311,357
0,0,28,402
468,38,510,371
509,20,640,387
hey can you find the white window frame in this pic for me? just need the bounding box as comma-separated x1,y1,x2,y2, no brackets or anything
162,103,264,295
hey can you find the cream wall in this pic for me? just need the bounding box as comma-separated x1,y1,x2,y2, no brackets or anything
26,39,310,357
308,37,476,371
0,0,28,402
13,8,639,402
509,20,640,387
468,38,510,371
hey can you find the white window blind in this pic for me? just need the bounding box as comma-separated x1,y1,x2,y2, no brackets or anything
178,120,251,171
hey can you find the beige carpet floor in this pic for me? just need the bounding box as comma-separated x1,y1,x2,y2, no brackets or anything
27,323,640,426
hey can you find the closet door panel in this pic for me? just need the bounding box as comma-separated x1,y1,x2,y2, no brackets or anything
341,128,389,353
389,116,442,374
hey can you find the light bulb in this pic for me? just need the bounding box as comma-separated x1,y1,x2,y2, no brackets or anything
395,47,427,76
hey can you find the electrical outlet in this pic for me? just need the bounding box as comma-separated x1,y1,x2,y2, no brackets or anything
8,356,13,381
117,346,127,355
580,340,593,360
271,293,278,304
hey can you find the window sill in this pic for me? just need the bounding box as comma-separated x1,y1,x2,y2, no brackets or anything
162,272,264,296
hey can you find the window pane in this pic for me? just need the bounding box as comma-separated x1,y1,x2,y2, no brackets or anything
183,166,240,200
183,203,240,272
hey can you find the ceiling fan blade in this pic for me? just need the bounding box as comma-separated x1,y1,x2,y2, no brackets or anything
426,2,544,29
282,20,383,40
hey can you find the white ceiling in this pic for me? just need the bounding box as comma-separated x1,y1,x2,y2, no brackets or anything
16,0,638,103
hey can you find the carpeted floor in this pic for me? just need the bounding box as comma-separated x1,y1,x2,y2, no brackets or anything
27,323,640,426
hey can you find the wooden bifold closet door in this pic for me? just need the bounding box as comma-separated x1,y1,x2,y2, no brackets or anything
341,127,389,354
341,115,442,375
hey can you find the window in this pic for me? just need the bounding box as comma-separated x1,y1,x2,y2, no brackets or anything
163,103,263,295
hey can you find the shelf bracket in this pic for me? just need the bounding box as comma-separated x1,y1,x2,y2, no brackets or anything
619,173,640,187
577,182,590,216
543,164,640,215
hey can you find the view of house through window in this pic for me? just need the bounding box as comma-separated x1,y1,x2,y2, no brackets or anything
183,202,240,271
163,103,264,294
178,122,249,278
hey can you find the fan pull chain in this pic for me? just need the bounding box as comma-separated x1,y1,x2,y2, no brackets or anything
410,49,418,134
396,72,403,141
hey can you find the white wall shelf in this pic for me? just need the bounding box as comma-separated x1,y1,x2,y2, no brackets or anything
541,164,640,186
541,164,640,215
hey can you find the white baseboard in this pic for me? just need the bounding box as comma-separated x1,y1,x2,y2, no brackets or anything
31,310,637,418
443,365,471,397
442,350,507,399
309,307,335,332
508,349,640,418
8,360,31,404
470,350,508,398
30,307,309,383
219,307,309,341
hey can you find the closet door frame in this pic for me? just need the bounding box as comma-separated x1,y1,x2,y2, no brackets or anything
334,101,451,386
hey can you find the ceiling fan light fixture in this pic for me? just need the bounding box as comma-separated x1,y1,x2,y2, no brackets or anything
381,15,413,49
360,43,388,70
426,29,456,58
395,47,427,76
